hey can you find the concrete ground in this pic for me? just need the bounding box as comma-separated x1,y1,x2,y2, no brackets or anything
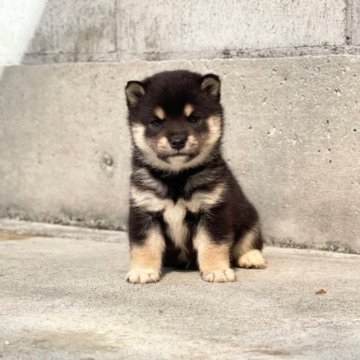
0,221,360,360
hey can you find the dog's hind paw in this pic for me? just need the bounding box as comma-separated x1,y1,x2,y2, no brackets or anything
238,250,267,269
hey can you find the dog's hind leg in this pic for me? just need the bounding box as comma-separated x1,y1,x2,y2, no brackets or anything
232,223,267,269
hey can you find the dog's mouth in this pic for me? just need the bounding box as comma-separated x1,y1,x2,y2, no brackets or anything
164,149,199,161
156,151,196,165
168,152,188,157
158,149,196,159
166,154,190,165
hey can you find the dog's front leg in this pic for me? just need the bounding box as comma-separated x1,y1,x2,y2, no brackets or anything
126,208,165,284
126,227,165,284
194,224,235,283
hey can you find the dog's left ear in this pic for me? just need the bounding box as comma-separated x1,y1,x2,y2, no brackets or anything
201,74,221,101
125,81,146,107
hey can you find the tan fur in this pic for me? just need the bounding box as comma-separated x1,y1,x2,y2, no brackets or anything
126,228,165,284
194,226,235,283
130,185,166,212
232,223,260,257
168,155,189,166
232,223,267,269
183,103,194,117
184,134,199,153
157,136,172,155
185,183,225,213
207,116,222,142
154,106,166,120
131,168,166,195
238,249,266,269
131,116,221,172
156,134,199,159
131,124,169,170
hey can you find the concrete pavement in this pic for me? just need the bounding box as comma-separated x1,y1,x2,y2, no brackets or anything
0,221,360,359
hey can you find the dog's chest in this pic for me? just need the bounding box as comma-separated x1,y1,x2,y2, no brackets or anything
162,200,189,250
130,171,224,252
155,189,222,250
131,185,218,245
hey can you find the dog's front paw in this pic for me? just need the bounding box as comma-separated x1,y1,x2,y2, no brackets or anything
126,269,160,284
201,268,236,283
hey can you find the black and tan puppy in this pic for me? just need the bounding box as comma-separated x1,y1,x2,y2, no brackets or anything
125,70,266,284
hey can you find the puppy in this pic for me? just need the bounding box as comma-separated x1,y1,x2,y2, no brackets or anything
125,70,266,284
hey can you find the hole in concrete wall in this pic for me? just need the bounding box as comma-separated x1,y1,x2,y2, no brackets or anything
100,152,114,177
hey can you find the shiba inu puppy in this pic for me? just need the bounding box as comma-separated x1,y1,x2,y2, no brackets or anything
125,70,266,284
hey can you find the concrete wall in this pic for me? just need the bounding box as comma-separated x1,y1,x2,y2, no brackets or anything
1,58,359,253
26,0,116,62
1,1,360,253
12,0,360,64
348,0,360,45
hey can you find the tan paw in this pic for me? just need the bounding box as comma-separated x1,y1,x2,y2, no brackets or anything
238,249,267,269
201,268,236,283
126,269,160,284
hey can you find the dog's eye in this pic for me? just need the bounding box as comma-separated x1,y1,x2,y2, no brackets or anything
188,115,201,124
149,119,162,129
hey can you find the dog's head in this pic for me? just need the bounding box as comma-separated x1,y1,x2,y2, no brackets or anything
125,70,223,172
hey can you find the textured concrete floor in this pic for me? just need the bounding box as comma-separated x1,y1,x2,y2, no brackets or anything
0,223,360,360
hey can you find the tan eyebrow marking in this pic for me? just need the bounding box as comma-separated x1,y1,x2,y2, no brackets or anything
183,104,194,117
154,106,166,120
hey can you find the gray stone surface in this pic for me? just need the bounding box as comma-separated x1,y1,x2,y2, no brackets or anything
117,0,346,61
6,0,360,66
348,0,360,45
0,218,121,242
21,0,348,63
26,0,116,59
0,224,360,359
1,57,360,252
0,62,129,230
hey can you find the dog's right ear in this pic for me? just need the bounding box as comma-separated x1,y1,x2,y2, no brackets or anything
125,81,145,107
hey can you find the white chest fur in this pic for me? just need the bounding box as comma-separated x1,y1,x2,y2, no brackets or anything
130,184,224,252
163,201,188,250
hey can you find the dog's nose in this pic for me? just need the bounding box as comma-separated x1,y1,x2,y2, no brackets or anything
169,135,186,150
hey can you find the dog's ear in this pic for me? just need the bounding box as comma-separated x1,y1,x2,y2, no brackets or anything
125,81,145,107
201,74,221,101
